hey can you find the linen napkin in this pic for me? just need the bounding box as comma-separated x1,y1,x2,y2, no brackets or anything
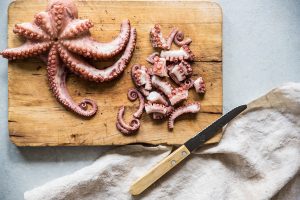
24,82,300,200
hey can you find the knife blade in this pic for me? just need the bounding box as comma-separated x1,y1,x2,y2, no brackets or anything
130,105,247,195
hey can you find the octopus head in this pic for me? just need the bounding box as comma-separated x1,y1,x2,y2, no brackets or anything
47,0,78,19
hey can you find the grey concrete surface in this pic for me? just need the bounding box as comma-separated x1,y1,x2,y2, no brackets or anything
0,0,299,199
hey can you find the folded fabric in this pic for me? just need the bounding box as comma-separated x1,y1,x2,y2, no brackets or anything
25,83,300,200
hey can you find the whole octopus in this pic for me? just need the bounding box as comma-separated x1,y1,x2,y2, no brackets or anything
0,0,206,135
0,0,136,117
116,24,206,135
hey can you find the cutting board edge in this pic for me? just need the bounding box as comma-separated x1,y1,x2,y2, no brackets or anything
7,0,223,146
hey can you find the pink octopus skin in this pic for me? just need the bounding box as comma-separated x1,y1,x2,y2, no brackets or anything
116,122,131,135
181,78,195,90
145,103,173,115
174,31,192,46
138,87,150,97
169,60,193,84
194,77,206,94
152,56,168,77
152,106,174,120
127,88,145,119
168,102,200,129
59,28,136,83
168,86,189,106
152,113,165,120
149,24,178,50
47,44,97,117
151,75,190,106
160,45,195,62
116,106,140,135
146,52,159,64
131,64,152,90
0,0,136,117
61,20,131,60
146,91,169,106
151,75,173,97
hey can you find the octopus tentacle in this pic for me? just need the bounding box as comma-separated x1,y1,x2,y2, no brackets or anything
127,88,138,101
151,75,173,96
152,104,174,119
34,11,57,37
127,88,145,119
165,28,179,49
47,45,97,117
174,31,192,46
169,60,193,84
168,102,200,129
138,87,150,97
152,56,168,77
194,77,206,94
168,86,189,106
116,122,131,135
0,41,52,60
181,78,194,89
61,20,131,60
117,106,140,132
149,24,178,50
13,23,50,40
145,103,172,115
59,28,136,82
131,64,152,90
147,91,169,106
146,52,159,64
59,19,94,39
160,45,195,62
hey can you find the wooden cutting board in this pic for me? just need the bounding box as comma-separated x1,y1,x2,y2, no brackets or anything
7,0,222,146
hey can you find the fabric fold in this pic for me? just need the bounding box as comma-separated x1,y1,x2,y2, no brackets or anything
25,83,300,200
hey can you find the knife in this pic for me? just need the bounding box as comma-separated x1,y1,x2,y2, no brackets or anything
130,105,247,195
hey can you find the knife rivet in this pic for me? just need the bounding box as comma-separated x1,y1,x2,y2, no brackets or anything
182,151,187,156
171,160,176,166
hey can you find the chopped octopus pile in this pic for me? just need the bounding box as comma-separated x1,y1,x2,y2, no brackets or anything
116,24,206,135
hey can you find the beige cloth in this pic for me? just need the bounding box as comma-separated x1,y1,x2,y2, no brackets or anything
24,83,300,200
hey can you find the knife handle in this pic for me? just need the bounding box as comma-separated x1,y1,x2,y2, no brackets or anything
130,145,191,195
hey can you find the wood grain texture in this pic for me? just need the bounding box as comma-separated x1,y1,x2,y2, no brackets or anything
7,0,223,146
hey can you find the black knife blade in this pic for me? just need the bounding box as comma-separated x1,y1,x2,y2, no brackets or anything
184,104,247,152
130,105,247,195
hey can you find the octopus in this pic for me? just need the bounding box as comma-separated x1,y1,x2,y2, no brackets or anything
146,91,169,106
116,24,204,135
168,86,189,106
127,88,145,119
115,88,145,135
0,0,136,117
131,64,152,97
149,24,177,50
131,64,152,90
168,61,193,85
152,56,168,77
116,106,140,135
160,45,195,62
173,31,192,47
145,103,173,117
149,24,192,50
151,75,173,97
168,102,200,129
194,77,206,94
